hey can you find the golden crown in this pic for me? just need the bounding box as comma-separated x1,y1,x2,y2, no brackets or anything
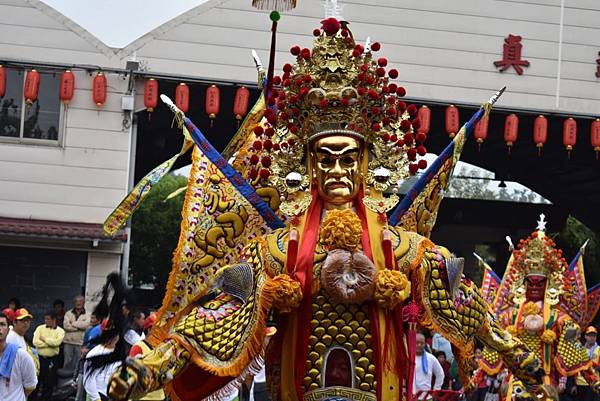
513,230,566,278
244,18,429,202
507,218,567,304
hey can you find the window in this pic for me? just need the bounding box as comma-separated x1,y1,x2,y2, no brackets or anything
0,67,62,143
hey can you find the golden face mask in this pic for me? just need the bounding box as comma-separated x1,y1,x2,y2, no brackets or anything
311,135,363,207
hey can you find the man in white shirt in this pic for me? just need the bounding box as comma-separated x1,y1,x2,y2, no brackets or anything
6,309,32,349
0,312,38,401
6,308,39,374
413,332,444,399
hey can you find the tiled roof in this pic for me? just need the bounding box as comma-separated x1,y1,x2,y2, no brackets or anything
0,217,127,242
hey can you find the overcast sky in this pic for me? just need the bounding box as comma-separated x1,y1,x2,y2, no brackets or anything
41,0,208,48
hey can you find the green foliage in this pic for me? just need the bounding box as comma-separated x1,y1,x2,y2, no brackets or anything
129,174,187,293
556,215,600,287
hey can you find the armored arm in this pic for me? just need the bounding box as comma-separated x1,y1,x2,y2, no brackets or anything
554,318,600,390
413,242,542,389
108,240,301,401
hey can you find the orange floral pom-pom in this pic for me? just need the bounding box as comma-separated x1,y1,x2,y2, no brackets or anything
523,301,541,316
319,209,363,251
265,274,302,313
373,269,411,309
541,329,557,344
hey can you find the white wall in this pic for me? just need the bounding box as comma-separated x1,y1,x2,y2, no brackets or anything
0,0,130,300
121,0,600,115
85,251,121,310
0,1,131,224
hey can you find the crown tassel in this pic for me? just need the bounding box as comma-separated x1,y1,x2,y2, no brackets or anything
252,0,297,12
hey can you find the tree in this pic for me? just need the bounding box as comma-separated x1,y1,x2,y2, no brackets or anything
555,215,600,287
129,174,187,297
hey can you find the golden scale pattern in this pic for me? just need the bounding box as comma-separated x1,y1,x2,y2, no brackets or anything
482,348,500,365
425,251,486,336
519,334,542,362
175,244,262,361
556,323,590,369
303,291,376,393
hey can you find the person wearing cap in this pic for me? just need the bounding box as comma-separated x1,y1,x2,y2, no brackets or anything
574,326,600,401
128,312,165,401
7,308,40,375
0,311,38,401
32,311,65,400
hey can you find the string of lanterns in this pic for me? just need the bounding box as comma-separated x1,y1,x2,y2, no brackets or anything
441,105,600,159
2,66,598,158
0,67,252,123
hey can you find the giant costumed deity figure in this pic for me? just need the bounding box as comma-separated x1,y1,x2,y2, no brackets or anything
99,9,547,401
479,215,600,398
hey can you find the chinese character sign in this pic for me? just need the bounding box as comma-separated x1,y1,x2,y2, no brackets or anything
494,34,530,75
596,51,600,78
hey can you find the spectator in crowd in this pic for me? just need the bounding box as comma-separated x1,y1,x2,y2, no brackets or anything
448,357,461,390
32,311,65,401
431,332,454,364
121,302,131,321
84,312,102,348
435,351,451,390
573,326,600,401
53,299,66,328
470,347,488,401
74,313,103,401
246,326,276,401
0,312,37,401
7,308,39,375
129,312,165,401
414,332,445,398
63,295,91,371
124,310,146,347
2,308,15,327
83,321,121,401
7,298,21,312
560,376,577,401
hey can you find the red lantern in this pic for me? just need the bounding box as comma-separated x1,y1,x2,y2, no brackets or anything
474,115,489,151
59,70,75,105
92,72,107,107
233,86,250,122
445,105,459,138
175,83,189,113
533,115,548,156
591,118,600,159
563,118,577,158
417,105,431,135
205,85,220,126
504,113,519,154
144,78,158,113
0,65,5,98
24,69,40,105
